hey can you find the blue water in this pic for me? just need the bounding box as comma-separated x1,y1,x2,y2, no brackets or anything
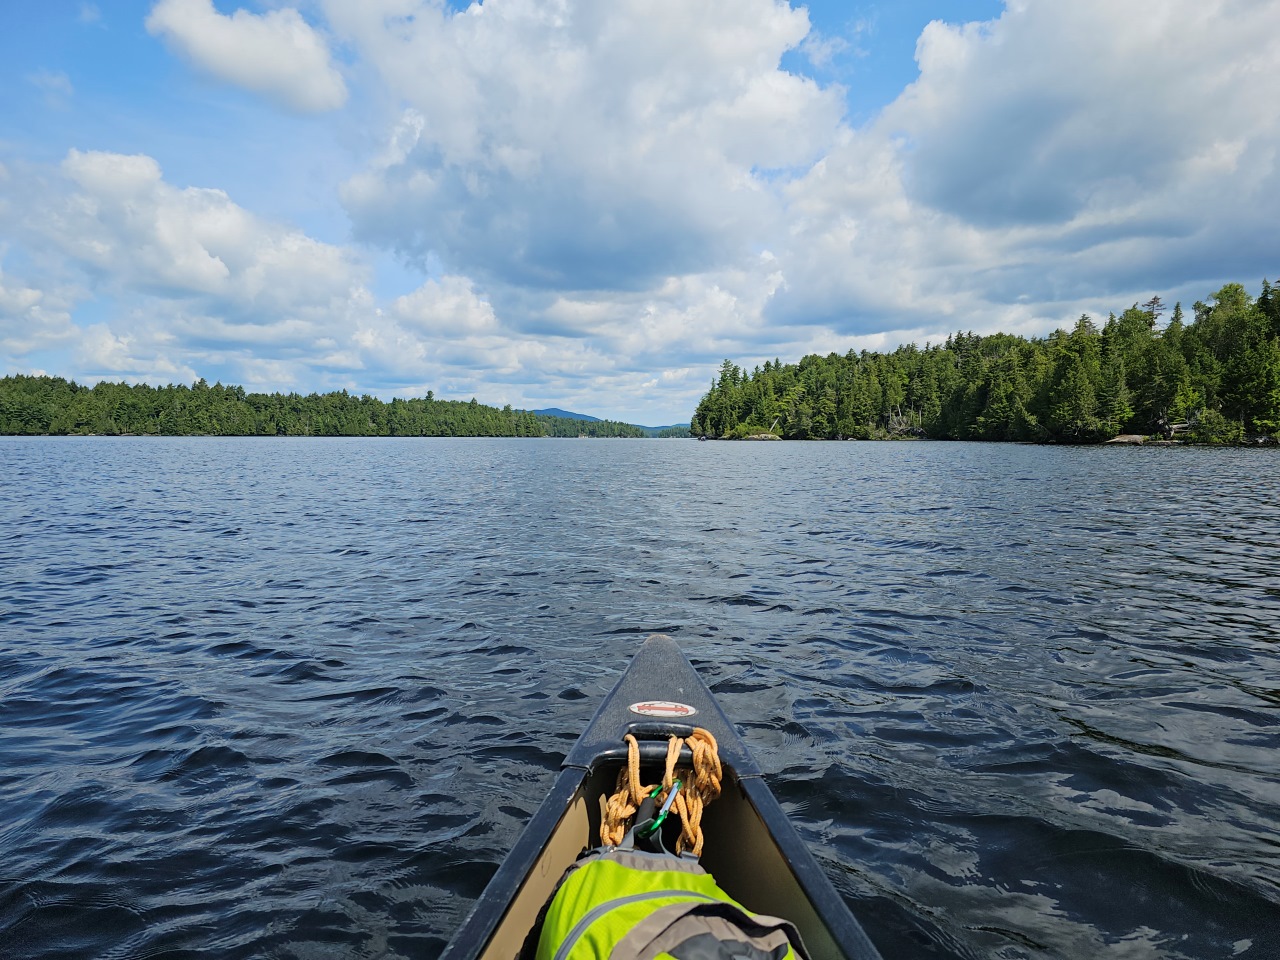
1,437,1277,959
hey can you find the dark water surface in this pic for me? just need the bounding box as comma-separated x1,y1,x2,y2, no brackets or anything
1,437,1277,959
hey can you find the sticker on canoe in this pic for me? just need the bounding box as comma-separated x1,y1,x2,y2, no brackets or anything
628,700,698,718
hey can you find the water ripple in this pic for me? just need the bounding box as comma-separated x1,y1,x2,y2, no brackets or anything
0,437,1277,958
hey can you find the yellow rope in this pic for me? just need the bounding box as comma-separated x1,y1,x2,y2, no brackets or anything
599,727,723,856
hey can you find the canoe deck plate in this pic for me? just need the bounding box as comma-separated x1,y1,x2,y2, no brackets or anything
628,700,698,718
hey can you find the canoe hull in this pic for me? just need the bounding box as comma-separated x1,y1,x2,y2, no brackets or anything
440,636,882,960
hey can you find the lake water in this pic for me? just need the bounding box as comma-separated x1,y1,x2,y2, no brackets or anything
1,437,1277,959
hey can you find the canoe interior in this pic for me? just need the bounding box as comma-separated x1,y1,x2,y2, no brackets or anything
443,636,881,960
475,759,843,960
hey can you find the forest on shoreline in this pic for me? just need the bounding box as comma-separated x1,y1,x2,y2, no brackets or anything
0,376,658,439
6,278,1277,445
692,280,1280,445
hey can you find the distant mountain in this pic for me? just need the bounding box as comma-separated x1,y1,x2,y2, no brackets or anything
531,407,602,423
531,407,690,437
637,423,692,437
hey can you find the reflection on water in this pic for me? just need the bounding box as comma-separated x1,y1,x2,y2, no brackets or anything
1,437,1277,959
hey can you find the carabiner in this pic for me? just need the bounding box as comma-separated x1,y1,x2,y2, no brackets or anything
643,779,681,837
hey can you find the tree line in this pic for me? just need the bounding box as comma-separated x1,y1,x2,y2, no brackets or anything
0,377,648,439
691,280,1280,444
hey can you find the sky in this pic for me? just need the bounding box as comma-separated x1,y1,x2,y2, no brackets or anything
2,1,1278,425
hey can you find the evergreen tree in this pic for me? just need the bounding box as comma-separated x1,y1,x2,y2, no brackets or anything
685,277,1279,445
0,377,646,438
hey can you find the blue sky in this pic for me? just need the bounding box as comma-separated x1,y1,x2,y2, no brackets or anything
2,1,1278,424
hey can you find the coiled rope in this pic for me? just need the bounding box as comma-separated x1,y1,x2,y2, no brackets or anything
600,727,723,856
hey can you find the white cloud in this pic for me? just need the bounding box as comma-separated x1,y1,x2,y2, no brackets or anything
146,0,347,113
769,0,1280,337
72,322,199,384
28,70,74,98
330,0,843,291
388,275,499,337
1,150,383,389
800,31,851,69
0,276,42,318
27,69,74,108
0,269,78,359
888,1,1280,232
54,149,364,318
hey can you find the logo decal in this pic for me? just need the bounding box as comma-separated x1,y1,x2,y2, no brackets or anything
628,700,698,718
